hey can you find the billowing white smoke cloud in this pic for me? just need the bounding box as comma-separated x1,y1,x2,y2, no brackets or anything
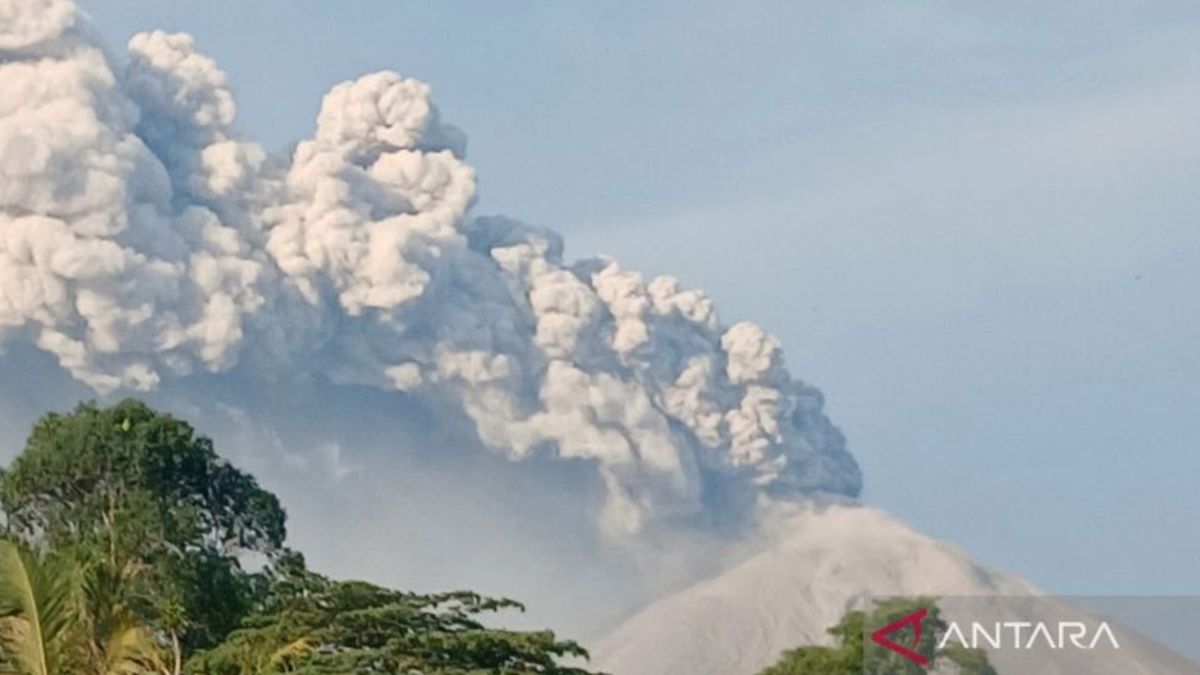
0,0,860,535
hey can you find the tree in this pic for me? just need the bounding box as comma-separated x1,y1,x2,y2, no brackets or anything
0,541,79,675
759,598,997,675
0,540,161,675
0,400,287,661
186,553,596,675
0,401,602,675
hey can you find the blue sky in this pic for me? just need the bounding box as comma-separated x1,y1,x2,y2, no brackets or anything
78,1,1200,596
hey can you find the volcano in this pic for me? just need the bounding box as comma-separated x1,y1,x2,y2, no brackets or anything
593,504,1198,675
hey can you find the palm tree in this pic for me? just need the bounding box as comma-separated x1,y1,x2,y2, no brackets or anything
0,540,164,675
0,541,80,675
76,557,170,675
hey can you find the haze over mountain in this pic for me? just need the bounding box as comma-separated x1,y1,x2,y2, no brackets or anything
595,505,1200,675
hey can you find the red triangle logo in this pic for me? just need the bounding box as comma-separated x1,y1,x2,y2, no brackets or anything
870,607,931,666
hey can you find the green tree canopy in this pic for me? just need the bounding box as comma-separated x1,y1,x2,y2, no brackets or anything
0,400,601,674
186,553,594,675
1,400,287,654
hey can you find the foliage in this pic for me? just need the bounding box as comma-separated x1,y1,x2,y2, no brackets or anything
759,598,997,675
186,553,595,674
938,643,999,675
0,541,78,675
1,399,286,655
0,540,164,675
0,400,600,674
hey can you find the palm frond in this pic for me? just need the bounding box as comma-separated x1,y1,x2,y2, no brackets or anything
99,623,166,675
80,557,169,675
0,540,80,675
267,636,314,669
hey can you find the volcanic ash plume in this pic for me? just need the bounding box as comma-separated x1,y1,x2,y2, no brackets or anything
0,0,860,535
